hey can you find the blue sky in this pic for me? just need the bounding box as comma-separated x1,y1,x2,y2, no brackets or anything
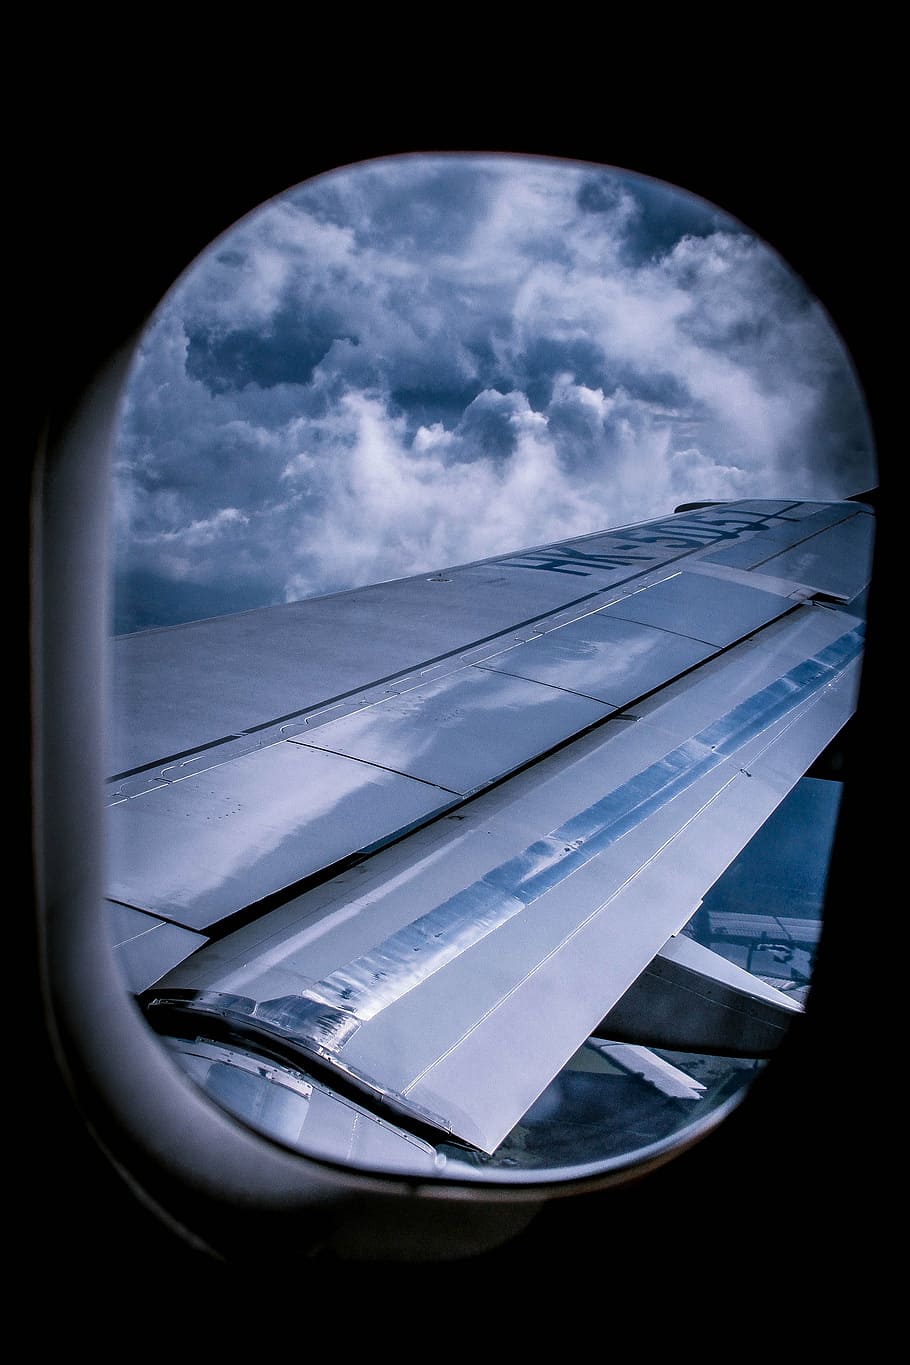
112,153,876,633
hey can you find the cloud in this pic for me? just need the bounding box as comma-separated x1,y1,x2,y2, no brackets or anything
280,388,597,600
112,154,876,632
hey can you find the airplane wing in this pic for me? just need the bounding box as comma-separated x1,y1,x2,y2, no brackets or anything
106,498,873,1158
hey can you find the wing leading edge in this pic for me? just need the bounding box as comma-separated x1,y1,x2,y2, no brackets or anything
109,499,873,1160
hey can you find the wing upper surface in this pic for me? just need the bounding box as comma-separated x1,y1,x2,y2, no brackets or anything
108,500,869,778
108,500,872,935
111,499,872,1154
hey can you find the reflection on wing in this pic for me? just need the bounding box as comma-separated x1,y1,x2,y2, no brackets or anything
107,499,873,1168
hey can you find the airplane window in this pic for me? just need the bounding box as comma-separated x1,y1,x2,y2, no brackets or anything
103,153,876,1186
34,150,875,1262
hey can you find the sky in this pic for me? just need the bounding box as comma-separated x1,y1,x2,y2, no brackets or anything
111,153,876,634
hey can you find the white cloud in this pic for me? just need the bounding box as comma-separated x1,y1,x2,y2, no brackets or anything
144,507,249,547
282,389,592,598
112,155,876,629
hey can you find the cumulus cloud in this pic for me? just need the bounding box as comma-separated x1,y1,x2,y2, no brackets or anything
111,154,876,632
278,389,596,600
